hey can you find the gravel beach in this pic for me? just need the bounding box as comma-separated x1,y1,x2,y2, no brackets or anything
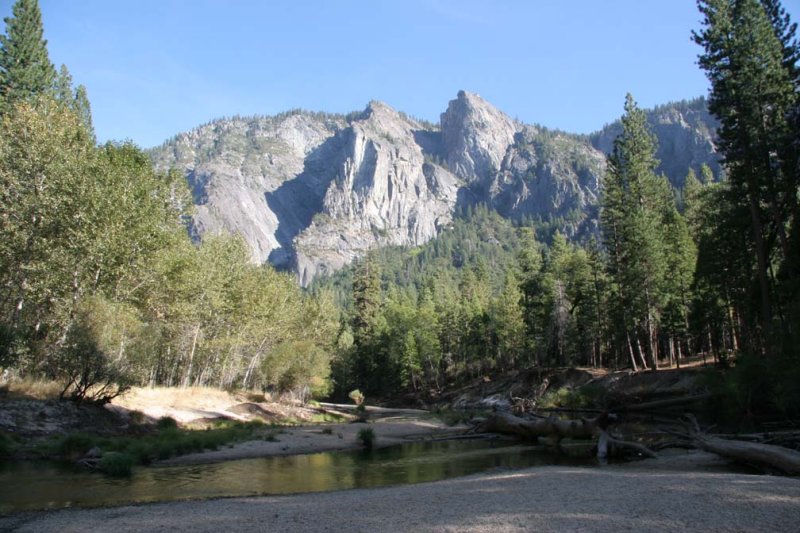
2,451,798,532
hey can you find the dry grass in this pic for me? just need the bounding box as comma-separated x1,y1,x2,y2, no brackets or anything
115,386,238,411
2,377,63,400
111,386,245,424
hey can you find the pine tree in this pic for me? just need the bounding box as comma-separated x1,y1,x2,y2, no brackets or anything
601,94,668,371
694,0,799,351
54,64,72,102
73,84,94,140
350,257,385,393
490,272,526,370
0,0,56,114
54,64,94,139
683,168,704,239
517,228,546,365
661,205,698,366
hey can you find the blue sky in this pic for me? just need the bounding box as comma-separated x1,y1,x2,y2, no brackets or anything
6,0,799,148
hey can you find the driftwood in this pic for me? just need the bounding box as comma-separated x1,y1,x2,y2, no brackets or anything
597,430,658,459
694,436,800,475
680,415,800,475
475,411,656,459
476,411,602,439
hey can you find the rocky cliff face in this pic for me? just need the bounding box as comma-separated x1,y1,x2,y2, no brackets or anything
150,92,719,285
150,111,347,266
441,91,518,183
591,97,721,187
439,91,607,237
293,102,461,285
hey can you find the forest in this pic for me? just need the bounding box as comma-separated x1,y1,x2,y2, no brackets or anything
1,0,799,426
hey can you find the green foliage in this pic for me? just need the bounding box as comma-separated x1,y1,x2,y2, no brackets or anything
56,432,94,459
140,234,338,392
0,82,336,396
537,384,607,410
694,0,800,354
703,353,800,427
156,416,178,430
521,231,608,367
0,432,14,458
99,451,133,477
51,420,264,467
357,427,375,449
0,0,56,114
601,94,682,370
53,64,93,138
55,301,133,404
323,207,540,396
348,389,365,405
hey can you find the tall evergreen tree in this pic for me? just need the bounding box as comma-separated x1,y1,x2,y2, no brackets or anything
694,0,799,352
73,84,94,139
54,64,94,139
661,205,698,366
601,94,668,371
0,0,56,114
683,168,704,238
350,257,386,393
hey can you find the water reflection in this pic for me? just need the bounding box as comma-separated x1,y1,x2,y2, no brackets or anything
0,439,596,513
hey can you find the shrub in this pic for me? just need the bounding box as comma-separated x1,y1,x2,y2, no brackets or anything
348,389,365,406
155,440,176,460
126,442,152,465
246,392,266,403
55,303,134,404
703,352,800,427
357,427,375,450
57,433,96,459
99,452,133,477
537,384,607,410
129,410,146,424
156,416,178,430
0,432,12,458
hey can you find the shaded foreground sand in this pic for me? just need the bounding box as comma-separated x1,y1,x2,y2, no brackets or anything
2,451,799,532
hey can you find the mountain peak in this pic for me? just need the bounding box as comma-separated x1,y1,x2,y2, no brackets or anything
440,91,518,182
150,96,719,285
362,99,398,118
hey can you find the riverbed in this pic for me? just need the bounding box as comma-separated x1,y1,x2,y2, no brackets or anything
2,450,798,532
0,439,596,513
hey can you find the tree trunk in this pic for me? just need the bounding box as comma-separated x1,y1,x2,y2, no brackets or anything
695,436,800,475
746,175,772,351
183,325,200,388
626,331,639,372
476,411,603,440
476,412,657,460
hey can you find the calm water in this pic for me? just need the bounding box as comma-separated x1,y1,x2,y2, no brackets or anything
0,439,596,514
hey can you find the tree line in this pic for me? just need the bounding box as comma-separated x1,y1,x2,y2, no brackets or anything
1,0,798,416
329,0,800,417
0,0,337,402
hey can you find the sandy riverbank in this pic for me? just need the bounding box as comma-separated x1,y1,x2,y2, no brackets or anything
157,415,462,466
1,450,798,532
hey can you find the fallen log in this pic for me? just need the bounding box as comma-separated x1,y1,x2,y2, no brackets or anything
475,411,605,440
598,430,658,459
475,411,658,459
679,415,800,475
694,436,800,475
